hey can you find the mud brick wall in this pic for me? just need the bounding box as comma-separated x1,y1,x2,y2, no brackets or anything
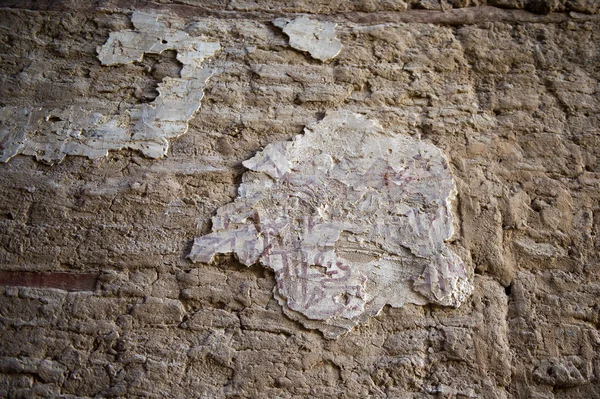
0,1,599,398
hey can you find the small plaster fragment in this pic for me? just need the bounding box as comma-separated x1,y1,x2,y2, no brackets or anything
0,11,220,164
274,17,342,62
189,111,473,338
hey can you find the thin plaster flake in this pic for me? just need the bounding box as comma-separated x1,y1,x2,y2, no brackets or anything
274,17,342,62
0,12,220,164
190,111,473,338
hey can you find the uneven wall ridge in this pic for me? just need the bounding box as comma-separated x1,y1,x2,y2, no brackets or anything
0,2,599,398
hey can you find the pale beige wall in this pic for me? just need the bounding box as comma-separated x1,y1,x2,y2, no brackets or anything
0,2,599,398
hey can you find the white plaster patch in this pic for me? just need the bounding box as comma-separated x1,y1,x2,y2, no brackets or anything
189,111,473,338
274,17,341,62
0,11,220,164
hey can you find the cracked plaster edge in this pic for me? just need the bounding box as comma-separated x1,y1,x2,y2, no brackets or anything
274,16,342,62
188,111,473,338
0,11,220,164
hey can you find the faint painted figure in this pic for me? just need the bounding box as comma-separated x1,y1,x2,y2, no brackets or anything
190,111,472,338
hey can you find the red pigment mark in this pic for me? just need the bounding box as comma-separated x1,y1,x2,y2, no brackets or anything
0,271,98,292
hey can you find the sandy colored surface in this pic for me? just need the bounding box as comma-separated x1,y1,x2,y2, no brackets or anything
0,1,599,397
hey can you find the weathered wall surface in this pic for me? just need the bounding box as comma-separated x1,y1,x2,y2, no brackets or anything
0,1,599,398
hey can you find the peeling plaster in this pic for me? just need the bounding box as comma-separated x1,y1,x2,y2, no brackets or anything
0,11,220,164
190,111,473,338
274,17,341,62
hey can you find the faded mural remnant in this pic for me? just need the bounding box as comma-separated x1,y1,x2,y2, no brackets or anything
190,111,472,338
0,11,220,164
274,17,342,62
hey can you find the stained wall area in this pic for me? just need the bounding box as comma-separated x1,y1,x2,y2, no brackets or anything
0,1,599,398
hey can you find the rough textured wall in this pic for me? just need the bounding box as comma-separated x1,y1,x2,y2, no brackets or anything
0,1,599,398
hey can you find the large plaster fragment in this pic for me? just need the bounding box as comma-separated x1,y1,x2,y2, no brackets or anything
274,17,341,62
0,11,220,164
190,111,472,338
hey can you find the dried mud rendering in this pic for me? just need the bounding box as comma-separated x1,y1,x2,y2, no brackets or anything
0,1,599,398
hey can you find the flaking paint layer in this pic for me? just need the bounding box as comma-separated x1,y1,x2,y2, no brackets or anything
190,111,473,338
0,11,220,164
274,17,342,62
